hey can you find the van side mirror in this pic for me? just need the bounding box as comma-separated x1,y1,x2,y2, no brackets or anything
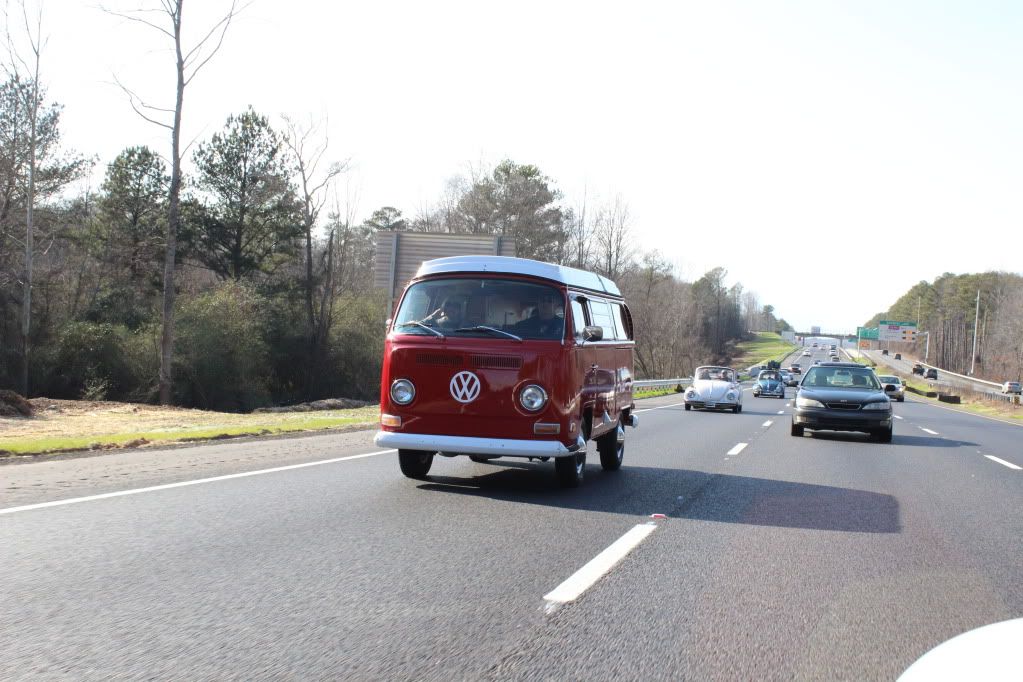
583,325,603,342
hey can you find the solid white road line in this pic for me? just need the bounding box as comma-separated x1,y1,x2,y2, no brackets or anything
0,449,396,516
920,427,939,435
984,455,1022,471
762,420,774,427
634,402,685,414
543,522,658,608
727,443,748,456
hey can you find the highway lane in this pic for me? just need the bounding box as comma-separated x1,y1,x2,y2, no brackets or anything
2,377,1020,680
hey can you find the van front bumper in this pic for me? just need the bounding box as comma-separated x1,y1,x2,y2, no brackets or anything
374,431,585,458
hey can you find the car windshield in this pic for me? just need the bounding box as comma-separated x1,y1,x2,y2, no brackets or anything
392,277,565,340
697,367,735,382
802,366,882,389
760,372,780,380
878,376,901,385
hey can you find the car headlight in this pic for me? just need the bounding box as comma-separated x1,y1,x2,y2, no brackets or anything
519,384,548,411
796,396,824,408
726,391,737,401
390,379,416,405
862,401,891,411
685,389,696,398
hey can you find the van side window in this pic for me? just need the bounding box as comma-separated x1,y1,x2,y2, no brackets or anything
571,298,588,339
587,299,616,341
611,303,633,341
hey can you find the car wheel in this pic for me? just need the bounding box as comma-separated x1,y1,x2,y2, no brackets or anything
791,422,804,437
732,405,739,414
398,449,434,479
684,404,692,411
555,452,585,488
898,396,905,402
737,404,743,413
597,424,624,471
469,455,493,463
873,427,893,443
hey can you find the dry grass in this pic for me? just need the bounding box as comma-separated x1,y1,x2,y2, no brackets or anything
0,398,379,456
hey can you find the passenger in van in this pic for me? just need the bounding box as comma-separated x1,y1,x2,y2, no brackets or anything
423,297,464,330
510,292,564,339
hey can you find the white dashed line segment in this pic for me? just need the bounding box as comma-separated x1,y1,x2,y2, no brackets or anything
762,420,773,427
920,427,939,435
894,415,904,420
726,443,748,456
543,522,658,608
984,455,1022,471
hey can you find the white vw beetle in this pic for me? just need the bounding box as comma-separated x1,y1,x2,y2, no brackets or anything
684,366,743,413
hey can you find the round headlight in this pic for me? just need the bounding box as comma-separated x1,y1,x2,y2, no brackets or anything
390,379,415,405
520,384,547,411
726,391,737,401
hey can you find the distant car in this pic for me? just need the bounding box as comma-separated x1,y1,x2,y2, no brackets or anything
780,371,799,387
684,366,743,413
789,364,801,374
754,370,786,398
881,349,889,355
925,368,938,379
802,350,811,356
1001,381,1022,394
912,363,925,375
894,353,902,360
877,375,905,402
791,362,894,442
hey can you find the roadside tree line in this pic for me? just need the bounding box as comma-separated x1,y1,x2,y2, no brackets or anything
865,271,1023,382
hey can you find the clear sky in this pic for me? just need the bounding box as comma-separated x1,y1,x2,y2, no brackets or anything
17,0,1023,332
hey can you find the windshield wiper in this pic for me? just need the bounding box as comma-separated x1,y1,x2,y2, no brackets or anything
396,321,445,338
454,325,523,342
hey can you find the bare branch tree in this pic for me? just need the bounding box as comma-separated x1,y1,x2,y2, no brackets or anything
103,0,245,404
281,113,348,394
4,0,45,396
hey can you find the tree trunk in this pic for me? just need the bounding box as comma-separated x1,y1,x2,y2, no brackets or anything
159,3,185,405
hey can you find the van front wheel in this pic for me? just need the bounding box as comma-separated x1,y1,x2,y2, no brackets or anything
597,424,625,471
398,449,434,479
555,452,585,488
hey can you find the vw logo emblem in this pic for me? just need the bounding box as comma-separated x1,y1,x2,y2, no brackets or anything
450,371,481,404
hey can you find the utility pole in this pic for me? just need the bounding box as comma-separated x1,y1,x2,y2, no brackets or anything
970,289,980,375
924,331,930,362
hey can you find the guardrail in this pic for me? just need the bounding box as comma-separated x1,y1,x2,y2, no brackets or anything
634,378,691,390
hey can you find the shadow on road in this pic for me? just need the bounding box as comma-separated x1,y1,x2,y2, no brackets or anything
806,432,976,448
418,462,900,534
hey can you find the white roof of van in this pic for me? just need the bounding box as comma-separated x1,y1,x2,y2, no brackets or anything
414,256,622,296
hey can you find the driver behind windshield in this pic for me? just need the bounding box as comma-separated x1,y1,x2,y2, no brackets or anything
510,292,564,339
423,298,464,330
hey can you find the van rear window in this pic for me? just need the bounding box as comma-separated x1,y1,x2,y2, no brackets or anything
392,278,565,340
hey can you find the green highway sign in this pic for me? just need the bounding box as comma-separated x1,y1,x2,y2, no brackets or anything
879,320,916,327
857,327,879,340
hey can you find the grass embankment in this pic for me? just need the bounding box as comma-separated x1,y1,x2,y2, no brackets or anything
634,387,679,400
731,332,798,373
0,399,379,457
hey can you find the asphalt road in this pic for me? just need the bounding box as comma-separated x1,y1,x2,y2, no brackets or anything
858,348,1010,399
2,349,1021,680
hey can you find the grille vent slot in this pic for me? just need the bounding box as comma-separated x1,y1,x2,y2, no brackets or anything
415,353,462,366
470,354,522,370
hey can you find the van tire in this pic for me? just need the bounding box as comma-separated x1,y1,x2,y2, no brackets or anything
555,453,585,488
597,424,624,471
398,450,434,479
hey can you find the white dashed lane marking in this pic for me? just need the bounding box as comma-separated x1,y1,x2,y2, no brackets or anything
762,420,773,427
894,415,904,420
726,443,748,456
919,427,939,435
984,455,1022,471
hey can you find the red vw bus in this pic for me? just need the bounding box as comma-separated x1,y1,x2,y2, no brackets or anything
374,256,638,487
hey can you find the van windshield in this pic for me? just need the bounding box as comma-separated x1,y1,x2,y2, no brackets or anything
392,278,566,341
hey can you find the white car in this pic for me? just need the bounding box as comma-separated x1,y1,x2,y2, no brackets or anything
876,375,905,402
1002,381,1022,394
684,366,743,413
802,350,811,356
